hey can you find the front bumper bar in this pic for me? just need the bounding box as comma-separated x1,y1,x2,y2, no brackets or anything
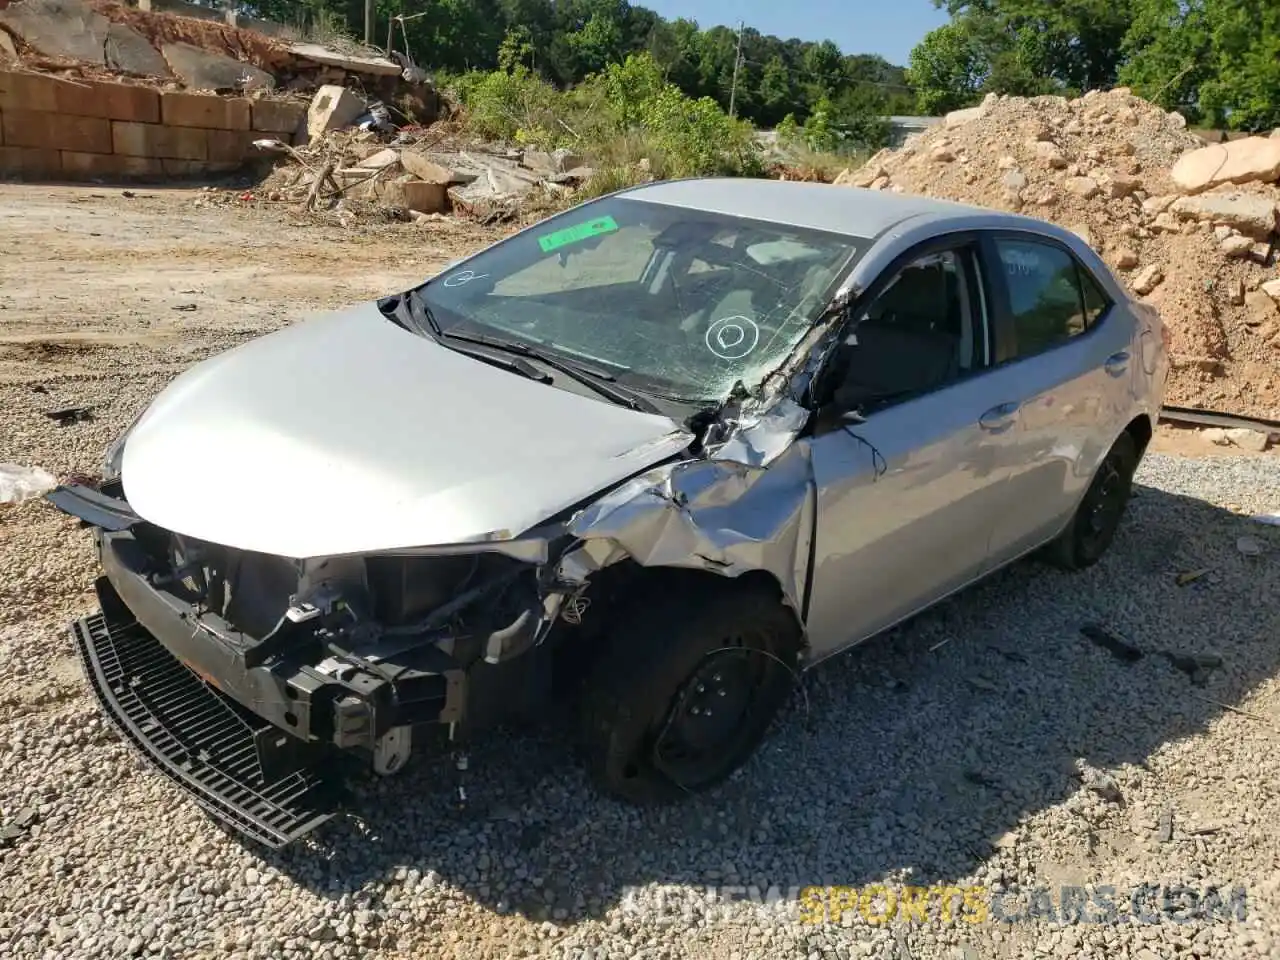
73,578,343,848
75,498,464,752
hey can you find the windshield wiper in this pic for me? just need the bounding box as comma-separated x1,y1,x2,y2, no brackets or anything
444,329,619,381
397,290,551,383
404,290,660,414
471,334,661,414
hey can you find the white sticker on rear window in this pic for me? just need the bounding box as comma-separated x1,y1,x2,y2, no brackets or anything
1001,248,1041,276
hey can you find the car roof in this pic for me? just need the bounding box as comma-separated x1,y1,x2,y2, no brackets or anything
618,177,1038,241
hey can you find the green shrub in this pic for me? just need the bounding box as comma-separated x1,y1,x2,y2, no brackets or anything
586,53,763,177
447,66,562,147
450,52,764,180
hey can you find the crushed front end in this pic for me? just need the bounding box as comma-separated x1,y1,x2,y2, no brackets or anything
50,479,558,848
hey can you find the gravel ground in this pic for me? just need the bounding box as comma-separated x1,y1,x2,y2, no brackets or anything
3,186,1280,960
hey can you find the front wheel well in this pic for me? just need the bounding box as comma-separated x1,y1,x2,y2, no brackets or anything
544,560,805,689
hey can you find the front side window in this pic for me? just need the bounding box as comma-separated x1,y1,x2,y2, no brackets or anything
415,197,861,401
825,247,985,412
994,238,1091,356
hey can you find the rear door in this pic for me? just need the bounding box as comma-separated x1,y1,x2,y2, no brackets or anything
978,232,1138,565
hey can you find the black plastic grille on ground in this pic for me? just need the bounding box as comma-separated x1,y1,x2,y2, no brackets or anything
72,612,339,848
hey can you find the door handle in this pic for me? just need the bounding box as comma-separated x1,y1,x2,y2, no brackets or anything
979,401,1020,433
1105,351,1130,377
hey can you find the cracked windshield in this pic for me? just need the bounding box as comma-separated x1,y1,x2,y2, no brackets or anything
417,196,861,402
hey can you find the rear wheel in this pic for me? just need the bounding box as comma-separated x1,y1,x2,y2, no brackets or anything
1045,431,1139,570
578,579,802,804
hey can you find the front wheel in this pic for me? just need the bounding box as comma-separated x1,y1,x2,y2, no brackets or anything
1045,431,1139,570
578,579,802,804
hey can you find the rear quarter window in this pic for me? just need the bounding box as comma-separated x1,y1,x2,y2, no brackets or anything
1079,264,1112,325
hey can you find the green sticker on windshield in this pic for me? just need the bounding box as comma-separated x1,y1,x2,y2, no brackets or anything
537,215,618,252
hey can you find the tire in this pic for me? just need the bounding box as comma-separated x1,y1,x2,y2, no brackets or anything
1045,430,1139,571
578,578,802,804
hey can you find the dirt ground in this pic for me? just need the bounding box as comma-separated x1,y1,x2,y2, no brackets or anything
0,183,498,466
4,186,1280,960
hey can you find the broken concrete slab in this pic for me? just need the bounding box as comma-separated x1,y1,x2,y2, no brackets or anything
546,166,596,185
356,148,400,170
432,151,543,206
161,42,275,92
288,42,402,77
522,147,584,175
398,179,447,214
0,0,169,77
400,150,463,184
350,174,448,214
1170,192,1278,239
1172,137,1280,193
447,165,543,207
306,85,365,140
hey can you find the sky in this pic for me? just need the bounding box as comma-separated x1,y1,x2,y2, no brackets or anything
639,0,949,67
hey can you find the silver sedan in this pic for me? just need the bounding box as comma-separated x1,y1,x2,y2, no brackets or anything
50,177,1170,844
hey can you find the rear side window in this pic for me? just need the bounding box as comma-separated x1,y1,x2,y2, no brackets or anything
994,238,1095,356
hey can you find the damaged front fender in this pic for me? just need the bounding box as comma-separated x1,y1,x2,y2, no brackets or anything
558,420,818,623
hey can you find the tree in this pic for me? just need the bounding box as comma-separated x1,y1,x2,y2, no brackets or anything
1118,0,1210,117
1198,0,1280,131
757,55,794,125
801,39,845,100
498,25,536,73
566,7,626,76
831,83,892,148
913,0,1136,101
908,21,986,113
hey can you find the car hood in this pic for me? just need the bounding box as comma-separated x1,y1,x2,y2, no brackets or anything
120,301,693,559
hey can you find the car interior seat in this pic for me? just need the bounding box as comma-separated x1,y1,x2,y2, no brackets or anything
833,260,965,409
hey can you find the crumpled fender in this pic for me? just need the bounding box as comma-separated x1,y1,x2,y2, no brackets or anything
556,399,818,620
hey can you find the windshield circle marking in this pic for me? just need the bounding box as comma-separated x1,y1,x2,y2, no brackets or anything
442,269,490,288
705,316,760,361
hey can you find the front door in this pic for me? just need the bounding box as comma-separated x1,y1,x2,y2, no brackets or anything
802,241,1022,662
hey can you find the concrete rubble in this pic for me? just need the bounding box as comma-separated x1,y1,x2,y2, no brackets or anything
832,87,1280,420
306,84,366,139
248,80,598,223
255,90,596,223
160,40,276,91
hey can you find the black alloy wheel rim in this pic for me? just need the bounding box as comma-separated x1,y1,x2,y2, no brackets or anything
1082,453,1126,548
